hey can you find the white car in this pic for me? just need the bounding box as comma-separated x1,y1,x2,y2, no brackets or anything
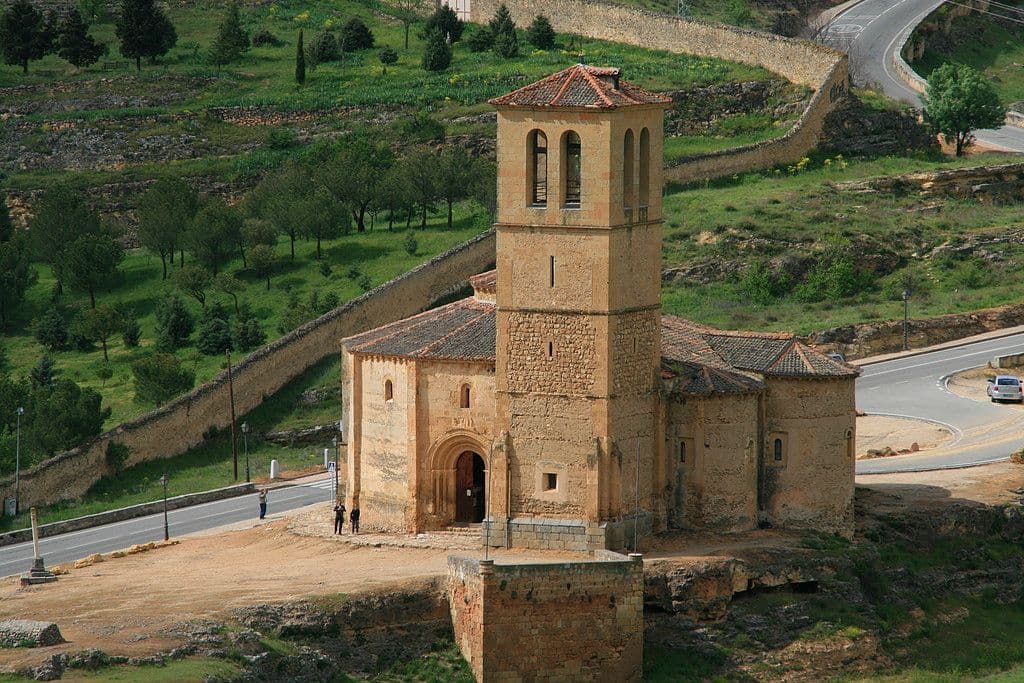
988,375,1024,403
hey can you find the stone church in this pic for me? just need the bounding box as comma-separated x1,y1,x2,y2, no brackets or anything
341,64,858,551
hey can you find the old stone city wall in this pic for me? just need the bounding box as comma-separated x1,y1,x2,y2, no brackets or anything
0,230,496,513
470,0,849,184
448,553,645,682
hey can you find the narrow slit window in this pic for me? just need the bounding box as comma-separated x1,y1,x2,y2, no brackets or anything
679,440,686,463
563,131,582,207
773,438,783,462
530,130,548,206
547,341,554,357
384,379,394,402
623,129,634,212
639,128,651,209
549,255,555,287
543,473,558,491
460,384,471,409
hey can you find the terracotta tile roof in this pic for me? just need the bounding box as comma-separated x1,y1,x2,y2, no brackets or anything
469,269,496,294
343,280,858,382
489,64,672,110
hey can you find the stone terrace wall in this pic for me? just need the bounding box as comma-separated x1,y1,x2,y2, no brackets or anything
470,0,849,183
448,553,645,682
0,231,496,513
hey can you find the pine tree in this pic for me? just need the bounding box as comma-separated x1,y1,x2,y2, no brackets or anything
208,1,249,66
0,0,54,74
422,4,463,42
490,4,518,58
295,29,306,84
29,355,55,390
421,28,450,72
526,14,555,50
340,17,373,52
115,0,177,71
57,8,105,68
488,4,514,38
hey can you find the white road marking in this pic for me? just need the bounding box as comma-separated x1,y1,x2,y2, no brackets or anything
862,340,1024,378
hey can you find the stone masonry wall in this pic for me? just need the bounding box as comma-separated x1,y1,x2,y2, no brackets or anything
471,0,849,183
448,553,645,682
0,231,496,513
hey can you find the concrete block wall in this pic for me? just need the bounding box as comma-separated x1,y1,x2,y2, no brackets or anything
471,0,849,184
448,553,645,682
0,230,496,513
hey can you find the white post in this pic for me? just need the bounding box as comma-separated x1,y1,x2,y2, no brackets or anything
30,507,41,560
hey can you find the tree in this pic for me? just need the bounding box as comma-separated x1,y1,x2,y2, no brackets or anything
246,160,311,259
57,8,105,68
59,232,123,308
29,187,101,294
378,45,397,73
0,0,54,74
34,307,68,351
195,303,232,355
340,17,373,51
295,29,305,84
137,178,198,278
213,272,244,314
375,162,415,230
0,234,34,327
314,133,394,233
29,355,55,390
188,200,243,275
175,264,210,308
300,186,346,259
402,147,440,228
248,244,277,290
27,377,108,455
209,1,249,66
488,4,514,37
435,146,477,229
526,14,555,50
423,4,462,42
421,27,450,71
80,304,123,361
154,294,193,349
121,312,141,347
924,62,1007,157
392,0,425,49
233,316,265,351
115,0,177,71
0,196,11,243
309,30,339,63
490,6,518,59
131,352,194,405
465,25,492,53
404,230,417,256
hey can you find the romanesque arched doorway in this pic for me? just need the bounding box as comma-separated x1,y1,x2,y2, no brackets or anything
454,451,485,523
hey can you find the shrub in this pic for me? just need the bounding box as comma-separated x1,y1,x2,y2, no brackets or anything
739,262,791,305
154,294,194,350
395,112,445,142
251,28,281,47
233,316,265,351
493,29,519,58
526,14,555,49
196,303,233,355
322,291,340,310
726,0,753,26
340,17,373,51
465,25,493,52
309,30,339,63
96,365,113,386
29,355,55,390
105,441,130,473
34,307,68,351
378,45,397,71
132,352,195,406
121,313,141,348
404,230,418,256
319,260,332,278
794,256,872,302
423,5,463,42
421,28,451,72
265,126,297,150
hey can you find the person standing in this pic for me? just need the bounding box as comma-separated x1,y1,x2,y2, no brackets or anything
333,502,346,535
258,489,267,519
350,506,360,534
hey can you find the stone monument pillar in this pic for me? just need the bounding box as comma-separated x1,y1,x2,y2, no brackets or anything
20,507,57,586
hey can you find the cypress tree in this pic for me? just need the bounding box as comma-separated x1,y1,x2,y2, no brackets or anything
115,0,177,71
58,8,106,68
0,0,54,74
295,29,306,84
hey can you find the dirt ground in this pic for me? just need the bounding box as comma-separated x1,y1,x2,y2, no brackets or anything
856,414,952,457
857,460,1024,508
946,366,1024,407
0,507,578,673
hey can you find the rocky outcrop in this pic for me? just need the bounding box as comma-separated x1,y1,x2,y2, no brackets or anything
664,80,809,136
0,620,64,648
818,94,937,158
833,162,1024,205
263,423,341,446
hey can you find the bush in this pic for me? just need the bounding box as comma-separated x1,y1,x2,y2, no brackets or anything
526,14,555,49
395,112,445,142
423,5,463,42
310,30,339,63
154,294,194,350
196,303,233,355
404,230,418,256
465,26,493,52
378,45,398,69
265,126,297,150
739,262,792,305
493,29,519,58
29,355,55,390
251,28,281,47
421,29,451,72
340,17,374,51
34,307,68,351
233,317,265,351
132,352,196,406
105,441,130,474
794,256,873,302
121,313,141,348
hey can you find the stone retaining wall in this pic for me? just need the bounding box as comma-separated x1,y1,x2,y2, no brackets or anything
0,230,496,513
470,0,849,183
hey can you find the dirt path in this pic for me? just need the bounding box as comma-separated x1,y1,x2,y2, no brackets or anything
857,460,1024,507
856,414,952,457
0,511,574,672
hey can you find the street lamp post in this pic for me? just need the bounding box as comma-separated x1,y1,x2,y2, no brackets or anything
331,437,339,502
14,407,24,516
160,473,169,541
902,289,910,351
241,422,251,484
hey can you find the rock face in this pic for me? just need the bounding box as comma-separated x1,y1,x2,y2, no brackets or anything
0,619,64,647
818,94,936,158
833,162,1024,205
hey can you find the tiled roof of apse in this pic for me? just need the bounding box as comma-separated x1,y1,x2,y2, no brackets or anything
489,64,673,109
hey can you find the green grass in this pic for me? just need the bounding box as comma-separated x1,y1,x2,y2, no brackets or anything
916,6,1024,107
0,658,242,682
660,150,1024,335
608,0,768,29
0,355,341,533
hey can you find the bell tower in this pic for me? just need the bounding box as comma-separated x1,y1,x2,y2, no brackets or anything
488,64,671,551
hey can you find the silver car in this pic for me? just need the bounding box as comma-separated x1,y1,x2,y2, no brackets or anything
988,375,1024,403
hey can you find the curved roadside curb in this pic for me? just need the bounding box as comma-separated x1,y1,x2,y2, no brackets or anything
854,326,1024,367
0,482,256,549
858,410,962,449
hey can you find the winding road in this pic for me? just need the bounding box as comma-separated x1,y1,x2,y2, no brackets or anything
856,331,1024,474
820,0,1024,152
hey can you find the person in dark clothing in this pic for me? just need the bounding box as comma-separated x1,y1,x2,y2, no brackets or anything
350,507,360,534
333,503,346,534
258,489,267,519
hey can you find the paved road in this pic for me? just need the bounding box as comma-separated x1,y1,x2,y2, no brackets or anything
821,0,1024,152
0,478,337,579
856,332,1024,474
